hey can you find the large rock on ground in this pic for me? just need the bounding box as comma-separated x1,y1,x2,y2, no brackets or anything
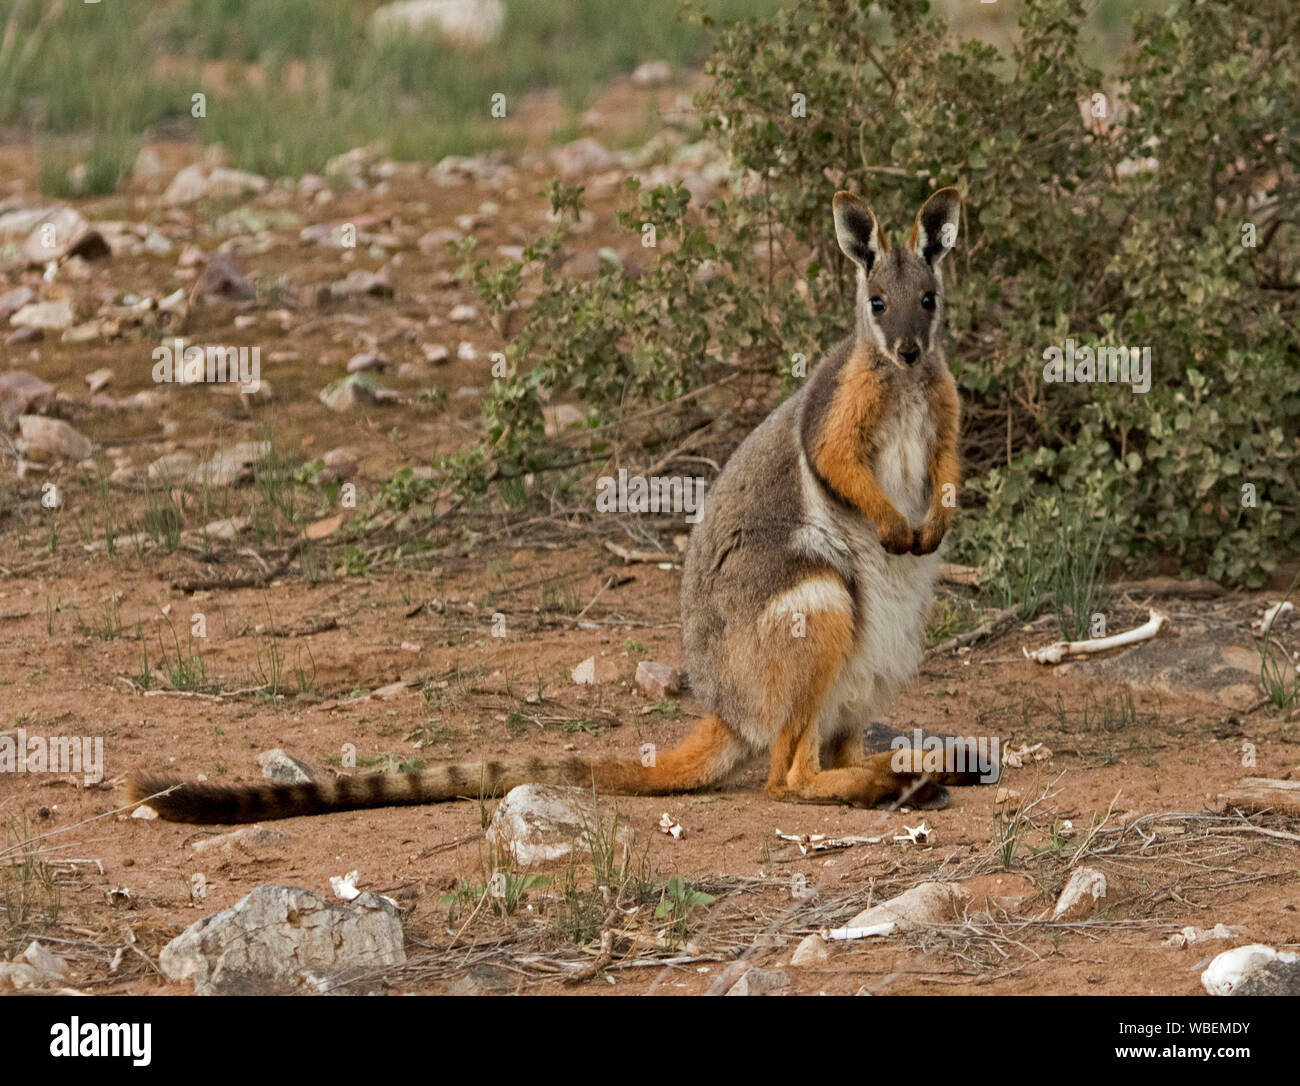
1203,945,1300,996
486,783,633,866
1061,623,1265,710
1052,866,1107,921
159,885,405,995
0,371,56,427
18,415,92,461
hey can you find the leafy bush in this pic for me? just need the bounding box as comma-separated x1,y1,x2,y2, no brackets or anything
446,0,1298,588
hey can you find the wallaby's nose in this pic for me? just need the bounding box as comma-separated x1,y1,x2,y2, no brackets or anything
900,345,921,366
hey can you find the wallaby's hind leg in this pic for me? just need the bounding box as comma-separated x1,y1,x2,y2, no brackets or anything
825,725,867,768
752,587,934,806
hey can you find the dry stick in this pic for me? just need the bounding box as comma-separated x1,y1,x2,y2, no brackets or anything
603,539,675,564
926,607,1018,657
573,574,617,621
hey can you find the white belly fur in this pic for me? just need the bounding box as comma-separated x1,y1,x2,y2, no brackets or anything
792,398,938,735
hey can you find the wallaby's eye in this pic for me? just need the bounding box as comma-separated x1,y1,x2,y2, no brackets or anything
921,291,936,310
869,296,885,314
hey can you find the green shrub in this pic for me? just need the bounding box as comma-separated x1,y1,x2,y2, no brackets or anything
447,0,1298,587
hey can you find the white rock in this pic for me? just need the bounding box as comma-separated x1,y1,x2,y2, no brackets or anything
21,940,68,983
147,451,199,482
1052,866,1107,920
0,370,56,426
790,933,829,967
18,415,92,461
369,0,505,48
542,403,584,437
85,367,114,394
552,138,616,179
1202,944,1300,996
486,783,633,866
631,60,672,87
21,207,109,264
0,962,41,990
162,164,209,206
203,167,269,201
159,884,405,995
840,882,961,936
571,655,620,685
320,373,383,411
11,299,74,330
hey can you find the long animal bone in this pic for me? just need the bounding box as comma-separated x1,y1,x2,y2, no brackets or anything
1024,609,1167,665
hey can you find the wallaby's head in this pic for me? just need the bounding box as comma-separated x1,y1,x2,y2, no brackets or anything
832,187,961,370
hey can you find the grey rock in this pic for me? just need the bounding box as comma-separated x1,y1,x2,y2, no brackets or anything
21,207,109,265
0,371,56,427
635,660,682,699
10,299,74,331
726,968,790,996
193,251,256,302
18,415,92,461
0,285,35,320
186,441,270,488
191,823,294,856
256,748,319,784
1063,624,1265,710
320,373,384,411
159,885,405,995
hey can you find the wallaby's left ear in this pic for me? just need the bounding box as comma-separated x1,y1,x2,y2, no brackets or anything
909,187,961,268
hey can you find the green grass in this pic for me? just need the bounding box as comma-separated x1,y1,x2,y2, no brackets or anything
3,0,782,183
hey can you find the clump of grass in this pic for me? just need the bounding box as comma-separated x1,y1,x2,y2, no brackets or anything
1,815,61,959
1260,571,1300,710
157,616,209,692
37,129,140,197
553,800,652,945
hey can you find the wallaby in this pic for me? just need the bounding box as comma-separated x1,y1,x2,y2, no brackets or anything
129,186,987,824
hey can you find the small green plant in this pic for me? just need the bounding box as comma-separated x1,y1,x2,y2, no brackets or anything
157,616,209,692
292,643,317,695
654,874,716,949
98,597,123,640
1260,571,1300,710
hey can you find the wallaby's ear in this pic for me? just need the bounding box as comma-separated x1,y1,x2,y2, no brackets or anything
833,191,887,273
909,187,961,268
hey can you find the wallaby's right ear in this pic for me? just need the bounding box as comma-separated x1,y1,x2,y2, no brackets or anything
833,191,887,274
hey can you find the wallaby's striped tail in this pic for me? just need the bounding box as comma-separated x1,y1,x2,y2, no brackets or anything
127,715,747,824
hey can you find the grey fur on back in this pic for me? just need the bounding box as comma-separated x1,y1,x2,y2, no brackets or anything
681,338,856,728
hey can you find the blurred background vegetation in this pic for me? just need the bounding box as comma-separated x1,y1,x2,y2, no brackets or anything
2,0,1154,183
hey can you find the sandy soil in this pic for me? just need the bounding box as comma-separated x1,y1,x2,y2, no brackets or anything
1,81,1298,997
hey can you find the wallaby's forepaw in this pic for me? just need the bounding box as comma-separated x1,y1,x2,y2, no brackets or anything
878,516,914,555
909,517,949,556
